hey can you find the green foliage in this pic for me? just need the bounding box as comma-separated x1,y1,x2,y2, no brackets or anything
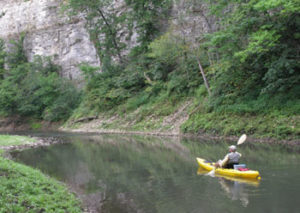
125,92,150,111
125,0,172,53
66,0,171,66
65,0,127,64
30,122,42,130
0,157,82,212
0,37,81,121
181,106,300,139
78,32,202,115
146,33,202,92
80,63,144,112
69,0,299,139
6,33,27,69
205,0,300,100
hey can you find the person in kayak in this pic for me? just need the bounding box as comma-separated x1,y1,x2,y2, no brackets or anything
216,145,242,169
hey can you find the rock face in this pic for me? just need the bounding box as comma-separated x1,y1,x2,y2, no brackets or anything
0,0,213,82
0,0,100,82
171,0,217,45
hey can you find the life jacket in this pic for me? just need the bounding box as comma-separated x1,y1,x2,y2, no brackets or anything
227,152,241,164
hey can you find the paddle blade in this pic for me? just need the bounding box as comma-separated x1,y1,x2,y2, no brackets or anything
237,134,247,145
206,169,215,177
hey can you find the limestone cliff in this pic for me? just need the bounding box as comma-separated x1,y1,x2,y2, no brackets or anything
0,0,214,82
0,0,100,82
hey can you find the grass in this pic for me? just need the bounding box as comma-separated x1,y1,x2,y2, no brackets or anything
0,157,82,212
0,135,37,147
30,122,42,130
181,108,300,140
0,135,82,212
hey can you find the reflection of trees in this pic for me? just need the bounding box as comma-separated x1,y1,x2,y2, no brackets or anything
12,134,300,213
13,134,233,212
71,135,196,212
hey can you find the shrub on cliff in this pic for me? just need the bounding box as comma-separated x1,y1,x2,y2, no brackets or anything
0,37,81,121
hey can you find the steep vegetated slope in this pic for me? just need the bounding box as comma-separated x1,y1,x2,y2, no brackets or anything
0,0,299,140
64,0,299,140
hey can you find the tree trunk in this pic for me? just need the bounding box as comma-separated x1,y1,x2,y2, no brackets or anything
97,8,123,63
144,72,153,84
197,58,212,96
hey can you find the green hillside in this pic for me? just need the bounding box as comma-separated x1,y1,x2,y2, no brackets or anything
0,0,299,140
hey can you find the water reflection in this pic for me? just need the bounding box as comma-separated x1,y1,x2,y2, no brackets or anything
218,177,249,207
197,167,260,207
11,133,300,213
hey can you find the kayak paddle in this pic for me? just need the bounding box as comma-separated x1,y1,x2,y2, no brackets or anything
237,134,247,145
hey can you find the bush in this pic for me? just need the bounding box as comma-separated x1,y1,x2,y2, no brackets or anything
0,36,81,121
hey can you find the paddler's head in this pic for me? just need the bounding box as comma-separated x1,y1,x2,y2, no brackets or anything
229,145,236,152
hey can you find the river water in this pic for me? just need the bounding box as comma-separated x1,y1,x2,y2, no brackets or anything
11,132,300,213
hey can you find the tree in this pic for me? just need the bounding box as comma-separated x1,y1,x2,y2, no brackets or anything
0,39,6,80
171,0,214,96
204,0,300,98
65,0,126,65
0,35,81,121
65,0,172,68
6,33,27,69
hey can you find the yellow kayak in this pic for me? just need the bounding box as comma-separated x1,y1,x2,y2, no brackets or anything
197,167,260,186
196,157,261,180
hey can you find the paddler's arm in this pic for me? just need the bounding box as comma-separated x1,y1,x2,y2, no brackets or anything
220,154,229,167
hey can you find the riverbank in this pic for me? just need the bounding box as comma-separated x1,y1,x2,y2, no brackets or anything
61,126,300,148
62,99,300,145
0,135,82,212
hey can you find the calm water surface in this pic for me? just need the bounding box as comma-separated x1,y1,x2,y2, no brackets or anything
11,132,300,213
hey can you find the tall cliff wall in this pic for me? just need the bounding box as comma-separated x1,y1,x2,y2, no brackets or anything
0,0,100,81
0,0,214,82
